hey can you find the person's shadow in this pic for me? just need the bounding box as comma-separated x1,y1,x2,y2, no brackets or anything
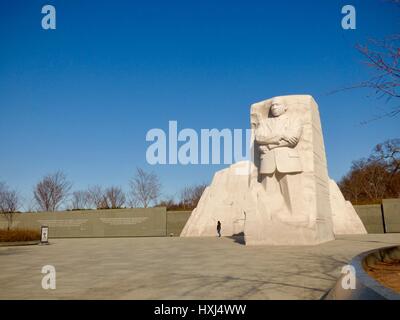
228,232,245,245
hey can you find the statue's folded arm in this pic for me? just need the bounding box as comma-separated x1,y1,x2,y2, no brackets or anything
255,133,281,145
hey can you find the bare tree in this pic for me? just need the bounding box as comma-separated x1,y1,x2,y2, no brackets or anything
129,168,161,208
332,7,399,121
338,139,400,203
338,171,363,204
353,159,390,201
180,184,207,209
87,185,108,209
105,186,126,209
87,185,126,209
156,197,177,210
330,2,399,122
33,171,72,212
0,182,20,230
370,138,400,175
389,170,400,197
370,138,400,197
354,35,400,120
71,190,91,210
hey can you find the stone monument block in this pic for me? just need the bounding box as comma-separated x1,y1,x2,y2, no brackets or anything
246,95,335,245
329,179,367,235
181,95,367,245
180,161,251,237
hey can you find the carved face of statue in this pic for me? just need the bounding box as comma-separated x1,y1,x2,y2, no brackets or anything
270,99,287,117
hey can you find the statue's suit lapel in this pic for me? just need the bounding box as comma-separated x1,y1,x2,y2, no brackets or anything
274,114,290,134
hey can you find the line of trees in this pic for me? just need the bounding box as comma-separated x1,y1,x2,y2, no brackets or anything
338,139,400,204
0,167,207,229
26,168,164,211
156,183,207,211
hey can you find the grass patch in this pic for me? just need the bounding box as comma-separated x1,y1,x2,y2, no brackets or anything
0,228,41,242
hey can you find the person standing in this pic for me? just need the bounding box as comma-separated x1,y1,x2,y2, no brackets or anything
217,221,221,237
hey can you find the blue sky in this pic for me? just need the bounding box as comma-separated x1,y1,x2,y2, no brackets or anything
0,0,399,209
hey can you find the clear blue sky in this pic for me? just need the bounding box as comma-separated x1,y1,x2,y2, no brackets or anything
0,0,399,209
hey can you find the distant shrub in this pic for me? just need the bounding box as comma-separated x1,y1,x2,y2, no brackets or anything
351,199,383,206
0,228,41,242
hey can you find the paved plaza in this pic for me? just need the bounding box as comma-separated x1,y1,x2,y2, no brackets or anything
1,234,399,300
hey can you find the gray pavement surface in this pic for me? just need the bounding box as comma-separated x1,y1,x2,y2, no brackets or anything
0,234,399,300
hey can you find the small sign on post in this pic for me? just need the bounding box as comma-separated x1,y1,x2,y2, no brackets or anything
41,226,49,244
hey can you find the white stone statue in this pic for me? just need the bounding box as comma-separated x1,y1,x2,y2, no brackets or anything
181,95,367,245
254,97,307,224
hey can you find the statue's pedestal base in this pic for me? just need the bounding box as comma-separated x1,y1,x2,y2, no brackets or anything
180,161,366,245
244,216,335,246
242,183,335,246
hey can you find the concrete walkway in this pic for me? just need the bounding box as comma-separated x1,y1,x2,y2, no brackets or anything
0,234,399,300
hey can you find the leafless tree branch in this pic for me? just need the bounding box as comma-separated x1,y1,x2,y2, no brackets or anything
179,184,207,210
105,186,126,209
338,139,400,202
0,182,20,230
70,190,91,210
129,168,161,208
33,171,72,212
329,31,400,122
